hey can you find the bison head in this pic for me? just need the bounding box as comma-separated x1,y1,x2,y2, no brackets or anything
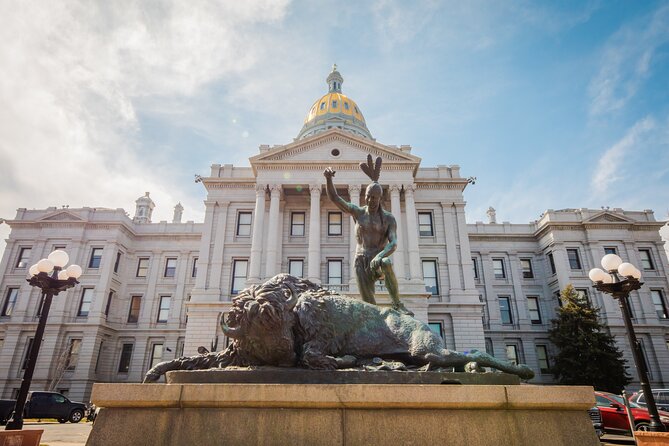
221,274,320,367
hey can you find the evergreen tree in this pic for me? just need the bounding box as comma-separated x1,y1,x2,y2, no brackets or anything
548,284,631,393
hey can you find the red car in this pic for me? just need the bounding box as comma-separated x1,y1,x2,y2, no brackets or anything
594,391,669,434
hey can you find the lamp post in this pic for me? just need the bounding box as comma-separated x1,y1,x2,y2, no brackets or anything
5,250,82,431
589,254,666,432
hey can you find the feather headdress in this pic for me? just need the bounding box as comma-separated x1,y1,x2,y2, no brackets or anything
359,154,382,182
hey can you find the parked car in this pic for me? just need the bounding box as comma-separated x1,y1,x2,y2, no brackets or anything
0,399,15,425
588,406,603,438
26,391,88,423
628,389,669,412
594,391,669,434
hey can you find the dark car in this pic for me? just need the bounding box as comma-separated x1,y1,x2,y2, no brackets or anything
628,389,669,412
595,391,669,434
0,399,15,425
24,391,88,423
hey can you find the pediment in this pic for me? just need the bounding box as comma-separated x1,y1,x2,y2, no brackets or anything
585,211,633,224
40,211,84,222
250,129,421,167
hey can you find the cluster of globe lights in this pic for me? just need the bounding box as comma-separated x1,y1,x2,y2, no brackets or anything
27,250,82,280
588,253,641,283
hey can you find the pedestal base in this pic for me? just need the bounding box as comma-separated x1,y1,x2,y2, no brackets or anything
87,383,598,446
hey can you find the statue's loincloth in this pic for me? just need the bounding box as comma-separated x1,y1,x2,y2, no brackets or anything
355,253,391,281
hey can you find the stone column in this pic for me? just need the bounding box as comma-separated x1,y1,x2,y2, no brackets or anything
348,185,361,290
389,185,406,280
454,203,477,290
208,201,230,291
441,202,461,291
403,184,422,281
248,184,266,283
265,185,282,278
194,200,217,290
307,184,322,283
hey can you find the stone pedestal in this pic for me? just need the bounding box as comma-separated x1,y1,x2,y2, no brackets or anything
87,383,599,446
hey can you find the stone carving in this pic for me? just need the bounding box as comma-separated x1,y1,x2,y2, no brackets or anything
324,154,411,315
144,274,534,382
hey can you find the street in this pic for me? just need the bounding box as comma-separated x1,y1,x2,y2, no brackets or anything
21,420,92,446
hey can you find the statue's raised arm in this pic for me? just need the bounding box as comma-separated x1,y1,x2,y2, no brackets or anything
323,167,362,217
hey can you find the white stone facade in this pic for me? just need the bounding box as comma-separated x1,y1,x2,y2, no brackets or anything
1,84,669,403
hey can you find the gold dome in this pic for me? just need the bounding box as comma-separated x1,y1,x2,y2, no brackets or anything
303,92,366,125
297,65,372,140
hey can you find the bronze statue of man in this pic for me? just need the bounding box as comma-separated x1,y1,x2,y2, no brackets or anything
324,155,413,316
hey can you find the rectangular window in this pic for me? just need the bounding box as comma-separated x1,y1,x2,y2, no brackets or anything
290,212,305,236
104,290,114,317
527,296,541,324
651,290,668,319
472,258,479,279
418,212,434,237
639,249,655,270
136,258,149,277
554,291,563,308
422,260,439,295
231,260,248,294
639,341,653,379
78,288,94,317
493,259,506,279
16,247,32,268
506,345,519,366
95,341,104,373
89,248,103,268
604,247,617,255
157,296,171,323
485,338,494,356
576,288,591,305
520,258,534,278
499,297,513,324
65,339,82,371
192,258,198,278
22,338,34,370
428,322,443,339
327,260,343,285
567,249,582,270
328,212,342,236
236,211,252,236
547,252,556,274
118,343,133,373
164,258,177,278
114,252,122,273
1,288,19,316
127,296,142,323
288,259,304,278
536,345,550,373
149,344,163,369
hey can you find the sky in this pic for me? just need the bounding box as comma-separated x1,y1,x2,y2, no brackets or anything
1,0,669,258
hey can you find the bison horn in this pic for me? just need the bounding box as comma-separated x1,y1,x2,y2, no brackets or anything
221,322,245,339
284,284,298,310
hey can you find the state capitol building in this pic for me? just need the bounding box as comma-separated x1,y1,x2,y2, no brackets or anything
1,68,668,402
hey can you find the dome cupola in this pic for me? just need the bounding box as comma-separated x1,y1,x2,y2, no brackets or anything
297,65,372,140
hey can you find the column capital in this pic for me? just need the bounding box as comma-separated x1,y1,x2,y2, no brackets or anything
348,184,362,193
309,184,322,195
440,201,455,208
269,184,282,197
255,184,267,194
389,184,402,194
203,200,218,207
404,183,417,193
217,200,230,207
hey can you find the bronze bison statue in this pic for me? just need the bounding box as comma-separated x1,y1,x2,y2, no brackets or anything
144,274,534,382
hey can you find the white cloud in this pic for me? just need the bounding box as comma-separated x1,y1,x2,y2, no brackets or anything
0,0,292,257
590,116,656,196
589,3,669,116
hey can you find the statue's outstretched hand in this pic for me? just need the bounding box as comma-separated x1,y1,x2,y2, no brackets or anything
324,167,336,179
